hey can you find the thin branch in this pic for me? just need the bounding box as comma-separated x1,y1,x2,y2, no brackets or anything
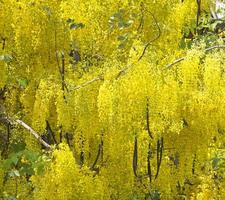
166,45,225,69
166,57,185,69
115,64,132,79
15,119,52,150
137,2,145,33
138,43,151,61
205,45,225,51
138,10,161,61
54,22,68,94
196,0,201,29
69,76,103,91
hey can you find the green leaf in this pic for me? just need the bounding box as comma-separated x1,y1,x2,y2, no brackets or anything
3,154,20,170
210,21,221,31
18,79,28,89
23,150,39,162
33,162,45,175
10,142,26,153
10,155,19,165
19,165,34,176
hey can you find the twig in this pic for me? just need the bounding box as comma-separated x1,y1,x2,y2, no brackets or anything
115,64,132,79
196,0,201,29
69,76,103,91
138,9,161,61
54,23,68,94
138,43,151,61
137,2,144,33
166,45,225,69
166,57,185,69
205,45,225,51
15,119,52,150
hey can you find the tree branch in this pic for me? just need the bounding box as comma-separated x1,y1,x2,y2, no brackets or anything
138,9,161,61
166,45,225,69
69,76,103,91
15,119,52,150
1,117,52,150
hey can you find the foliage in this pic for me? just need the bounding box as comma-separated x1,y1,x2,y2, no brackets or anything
0,0,225,199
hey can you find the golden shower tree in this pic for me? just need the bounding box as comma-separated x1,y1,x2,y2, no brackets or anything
0,0,225,199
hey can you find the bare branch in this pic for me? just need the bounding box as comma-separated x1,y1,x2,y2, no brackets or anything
166,57,185,69
166,45,225,69
11,119,52,150
138,9,161,61
196,0,201,29
69,76,103,91
15,119,52,150
205,44,225,51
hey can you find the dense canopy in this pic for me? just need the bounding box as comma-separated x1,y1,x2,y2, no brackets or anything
0,0,225,199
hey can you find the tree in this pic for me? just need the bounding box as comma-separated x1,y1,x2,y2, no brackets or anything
0,0,225,199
